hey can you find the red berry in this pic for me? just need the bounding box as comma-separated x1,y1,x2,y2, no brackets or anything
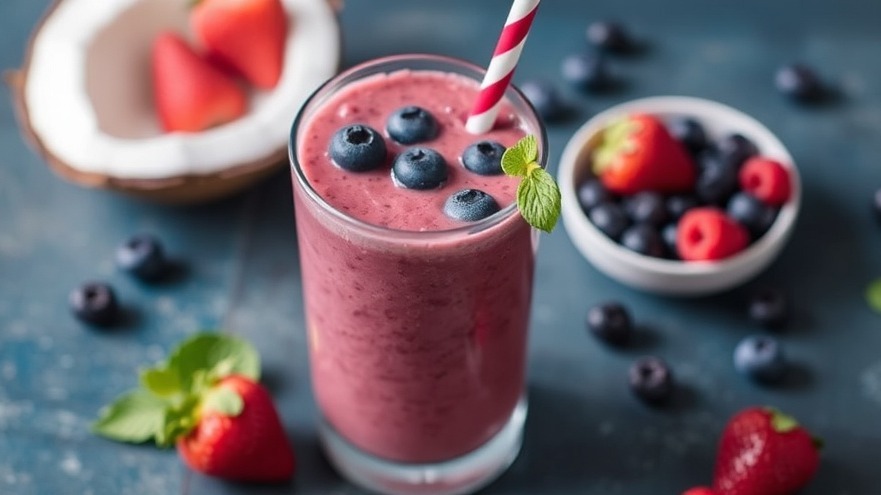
677,208,750,261
682,488,717,495
739,157,792,206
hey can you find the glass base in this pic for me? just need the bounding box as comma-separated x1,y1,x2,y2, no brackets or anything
319,397,527,495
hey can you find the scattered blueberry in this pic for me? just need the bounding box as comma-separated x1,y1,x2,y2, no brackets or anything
585,21,632,53
443,189,500,222
116,234,167,281
624,192,668,226
775,63,825,102
748,288,790,330
519,80,566,121
696,155,739,205
392,147,448,190
589,202,630,241
329,124,387,172
69,282,119,327
386,106,439,144
462,141,506,176
629,356,674,404
586,302,633,346
734,335,787,383
620,224,666,257
873,187,881,224
666,194,700,221
668,117,708,153
577,178,614,214
661,223,679,258
717,133,758,167
727,192,777,238
561,52,612,92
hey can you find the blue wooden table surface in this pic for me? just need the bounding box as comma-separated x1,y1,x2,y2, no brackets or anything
2,0,880,493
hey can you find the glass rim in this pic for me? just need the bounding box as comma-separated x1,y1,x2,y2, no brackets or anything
288,53,549,239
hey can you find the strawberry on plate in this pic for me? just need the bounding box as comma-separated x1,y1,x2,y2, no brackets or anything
592,113,697,195
152,32,248,133
191,0,288,90
713,407,820,495
93,333,295,482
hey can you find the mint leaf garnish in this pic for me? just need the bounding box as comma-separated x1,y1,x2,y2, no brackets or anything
868,278,881,314
502,135,561,232
92,391,167,443
501,134,538,176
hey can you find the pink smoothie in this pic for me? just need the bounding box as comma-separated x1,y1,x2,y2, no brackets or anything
293,68,537,463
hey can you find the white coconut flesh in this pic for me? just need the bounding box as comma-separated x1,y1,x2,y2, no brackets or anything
25,0,340,180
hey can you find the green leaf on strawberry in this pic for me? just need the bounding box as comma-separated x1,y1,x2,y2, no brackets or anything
93,332,259,446
501,135,561,233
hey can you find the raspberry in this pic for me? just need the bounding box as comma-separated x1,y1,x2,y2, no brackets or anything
739,157,792,206
676,208,749,261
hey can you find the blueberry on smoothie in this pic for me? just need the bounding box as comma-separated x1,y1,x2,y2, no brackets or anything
69,282,119,327
386,106,439,144
392,147,448,190
734,335,787,383
443,189,500,222
629,356,674,405
462,141,506,176
116,233,166,281
329,124,387,172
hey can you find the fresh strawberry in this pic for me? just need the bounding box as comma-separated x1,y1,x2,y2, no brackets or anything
152,32,247,132
677,207,749,261
739,157,792,206
178,375,295,482
713,407,820,495
93,333,295,483
191,0,288,89
592,114,697,195
683,488,718,495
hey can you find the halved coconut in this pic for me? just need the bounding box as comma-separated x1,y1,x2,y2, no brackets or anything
9,0,341,203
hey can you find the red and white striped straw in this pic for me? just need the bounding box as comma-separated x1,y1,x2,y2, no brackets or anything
466,0,541,135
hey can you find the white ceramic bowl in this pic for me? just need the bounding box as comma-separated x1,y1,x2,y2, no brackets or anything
558,96,801,296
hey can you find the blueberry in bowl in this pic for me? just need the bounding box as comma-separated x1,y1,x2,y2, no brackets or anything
557,97,801,296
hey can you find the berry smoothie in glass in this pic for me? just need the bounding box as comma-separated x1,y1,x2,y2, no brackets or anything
289,54,547,495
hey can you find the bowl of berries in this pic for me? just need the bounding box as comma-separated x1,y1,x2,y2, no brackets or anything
558,96,801,296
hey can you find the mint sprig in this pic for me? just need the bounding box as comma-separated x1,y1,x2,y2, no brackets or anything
92,332,260,446
501,135,561,233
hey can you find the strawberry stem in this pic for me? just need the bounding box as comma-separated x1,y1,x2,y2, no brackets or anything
765,406,800,433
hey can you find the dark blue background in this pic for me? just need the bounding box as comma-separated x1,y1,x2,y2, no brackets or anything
1,0,880,493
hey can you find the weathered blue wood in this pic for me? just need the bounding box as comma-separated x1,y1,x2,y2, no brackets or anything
1,0,880,493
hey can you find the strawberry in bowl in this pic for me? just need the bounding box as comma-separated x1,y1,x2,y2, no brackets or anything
558,97,801,296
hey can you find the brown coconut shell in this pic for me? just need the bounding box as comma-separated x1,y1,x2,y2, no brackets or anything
7,0,342,205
